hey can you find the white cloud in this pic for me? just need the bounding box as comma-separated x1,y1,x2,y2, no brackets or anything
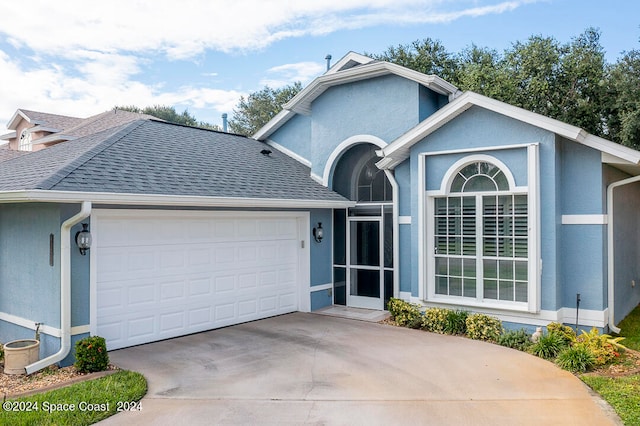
0,0,538,128
0,1,538,59
260,62,326,88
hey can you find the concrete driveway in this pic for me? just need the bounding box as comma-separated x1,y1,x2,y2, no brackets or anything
100,313,619,425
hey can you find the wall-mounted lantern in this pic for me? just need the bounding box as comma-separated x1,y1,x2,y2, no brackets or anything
312,222,324,243
75,223,92,256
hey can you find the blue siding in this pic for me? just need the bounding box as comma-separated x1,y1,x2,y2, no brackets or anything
399,225,412,293
395,161,411,216
269,114,312,162
310,209,333,286
309,75,423,178
0,203,61,326
310,288,332,310
560,139,604,214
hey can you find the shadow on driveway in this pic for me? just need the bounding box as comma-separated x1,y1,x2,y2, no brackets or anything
100,312,619,425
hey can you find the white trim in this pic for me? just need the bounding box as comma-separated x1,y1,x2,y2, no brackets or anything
399,216,412,224
380,91,640,170
437,154,518,194
89,209,312,338
527,144,541,313
310,283,333,292
561,214,608,225
252,58,459,141
606,174,640,333
324,52,374,75
265,139,312,168
385,169,400,299
418,154,426,301
407,298,608,328
322,135,387,187
0,131,16,140
0,312,91,338
420,143,535,158
423,150,539,313
0,189,354,209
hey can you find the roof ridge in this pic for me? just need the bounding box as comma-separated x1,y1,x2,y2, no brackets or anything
37,120,148,190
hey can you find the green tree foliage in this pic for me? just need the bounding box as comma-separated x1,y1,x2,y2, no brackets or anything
370,38,459,83
607,49,640,149
371,28,640,147
229,82,303,136
115,105,220,131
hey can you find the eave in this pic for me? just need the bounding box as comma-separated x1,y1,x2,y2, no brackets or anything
0,190,355,209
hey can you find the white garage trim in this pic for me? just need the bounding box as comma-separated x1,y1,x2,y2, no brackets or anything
90,209,310,349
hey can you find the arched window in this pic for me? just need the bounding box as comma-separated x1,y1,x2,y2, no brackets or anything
432,159,528,305
355,155,392,202
18,129,32,152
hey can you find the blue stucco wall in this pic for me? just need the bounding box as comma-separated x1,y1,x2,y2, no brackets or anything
269,75,452,183
269,113,312,162
558,139,607,312
310,209,333,286
0,203,61,327
403,106,565,311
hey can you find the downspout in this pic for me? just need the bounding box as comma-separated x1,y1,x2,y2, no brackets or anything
606,176,640,334
384,170,400,300
25,201,92,374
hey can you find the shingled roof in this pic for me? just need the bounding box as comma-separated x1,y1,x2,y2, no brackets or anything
0,119,349,205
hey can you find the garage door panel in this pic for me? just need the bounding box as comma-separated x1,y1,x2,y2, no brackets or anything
96,211,302,350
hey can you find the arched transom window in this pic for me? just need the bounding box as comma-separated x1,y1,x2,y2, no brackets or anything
433,159,528,305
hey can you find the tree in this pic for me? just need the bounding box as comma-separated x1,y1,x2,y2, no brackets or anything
607,49,640,149
228,82,303,136
375,28,612,142
370,38,459,83
115,105,220,131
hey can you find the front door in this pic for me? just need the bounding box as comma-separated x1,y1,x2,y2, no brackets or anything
347,217,384,309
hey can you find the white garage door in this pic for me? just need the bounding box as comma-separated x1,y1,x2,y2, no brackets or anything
92,210,303,350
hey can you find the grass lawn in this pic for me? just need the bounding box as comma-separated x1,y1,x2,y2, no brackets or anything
0,370,146,426
580,304,640,425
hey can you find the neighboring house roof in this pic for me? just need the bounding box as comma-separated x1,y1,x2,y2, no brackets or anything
0,144,30,163
0,119,351,208
253,52,461,141
376,91,640,174
32,109,158,145
6,109,84,132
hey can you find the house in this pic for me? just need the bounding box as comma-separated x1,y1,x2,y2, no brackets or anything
1,52,639,373
0,108,156,152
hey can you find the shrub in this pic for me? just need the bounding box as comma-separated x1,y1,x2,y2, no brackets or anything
75,336,109,373
556,345,596,373
387,298,423,328
422,307,449,333
575,328,625,366
546,322,576,345
498,329,533,351
529,332,567,360
444,310,469,335
465,313,503,342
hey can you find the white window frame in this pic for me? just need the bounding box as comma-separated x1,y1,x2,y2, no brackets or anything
18,129,32,151
420,144,540,313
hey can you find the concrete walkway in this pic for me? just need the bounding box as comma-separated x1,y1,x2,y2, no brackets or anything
101,313,619,425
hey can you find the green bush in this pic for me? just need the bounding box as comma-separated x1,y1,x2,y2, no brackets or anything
575,328,625,366
556,345,596,372
444,310,469,335
422,307,449,333
465,313,503,342
387,298,423,328
497,329,533,351
529,332,567,360
546,322,576,345
75,336,109,373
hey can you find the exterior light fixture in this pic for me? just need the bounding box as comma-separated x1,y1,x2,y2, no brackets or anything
75,223,92,256
312,222,324,243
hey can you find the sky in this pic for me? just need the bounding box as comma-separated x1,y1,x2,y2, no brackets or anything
0,0,638,130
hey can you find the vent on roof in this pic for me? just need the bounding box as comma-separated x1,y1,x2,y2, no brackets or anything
325,54,332,71
260,149,272,156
